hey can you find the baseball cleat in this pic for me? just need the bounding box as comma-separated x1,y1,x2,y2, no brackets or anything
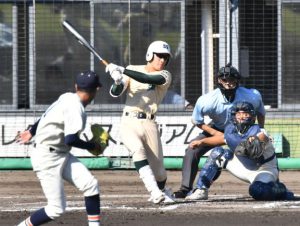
172,189,189,199
185,188,208,200
150,194,165,204
162,187,175,203
148,190,165,204
285,190,295,200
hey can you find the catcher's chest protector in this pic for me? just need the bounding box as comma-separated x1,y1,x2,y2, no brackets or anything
225,124,261,150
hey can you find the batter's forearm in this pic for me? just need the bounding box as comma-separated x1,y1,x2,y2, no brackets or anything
110,83,124,96
123,69,165,85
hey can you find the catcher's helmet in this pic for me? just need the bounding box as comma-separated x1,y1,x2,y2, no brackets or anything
216,63,241,102
146,40,171,65
231,101,256,134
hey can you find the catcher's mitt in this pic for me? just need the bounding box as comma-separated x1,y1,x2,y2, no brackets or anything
234,136,265,160
89,124,109,156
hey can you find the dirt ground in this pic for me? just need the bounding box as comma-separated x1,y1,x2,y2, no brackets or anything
1,170,300,226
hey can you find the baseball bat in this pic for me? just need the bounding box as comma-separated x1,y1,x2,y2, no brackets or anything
62,20,108,66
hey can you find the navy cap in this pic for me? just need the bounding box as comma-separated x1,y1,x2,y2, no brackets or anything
76,70,102,91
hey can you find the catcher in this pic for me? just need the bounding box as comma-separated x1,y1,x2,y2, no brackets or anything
186,101,294,201
15,70,107,226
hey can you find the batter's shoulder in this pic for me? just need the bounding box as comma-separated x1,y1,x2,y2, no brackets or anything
160,69,171,78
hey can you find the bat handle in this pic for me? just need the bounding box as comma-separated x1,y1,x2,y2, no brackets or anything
101,59,109,66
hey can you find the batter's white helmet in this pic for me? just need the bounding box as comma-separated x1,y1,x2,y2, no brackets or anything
145,40,172,62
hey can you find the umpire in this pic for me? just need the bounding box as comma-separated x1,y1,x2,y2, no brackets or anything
173,64,266,199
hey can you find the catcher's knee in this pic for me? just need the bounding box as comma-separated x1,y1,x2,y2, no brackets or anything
82,177,100,197
253,172,277,184
249,181,287,200
45,203,66,219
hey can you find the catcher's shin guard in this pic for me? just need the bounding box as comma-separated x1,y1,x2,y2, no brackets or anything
196,147,232,189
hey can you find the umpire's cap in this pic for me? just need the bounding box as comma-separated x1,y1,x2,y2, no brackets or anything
76,70,102,91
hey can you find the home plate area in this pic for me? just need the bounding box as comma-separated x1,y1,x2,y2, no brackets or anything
1,170,300,225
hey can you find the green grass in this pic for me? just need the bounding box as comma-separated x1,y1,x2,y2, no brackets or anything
265,118,300,157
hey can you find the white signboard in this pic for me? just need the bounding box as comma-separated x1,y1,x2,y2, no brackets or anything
1,115,204,157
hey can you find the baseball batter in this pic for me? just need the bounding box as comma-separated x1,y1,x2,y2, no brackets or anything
105,40,174,204
186,101,294,201
16,71,102,226
173,64,266,199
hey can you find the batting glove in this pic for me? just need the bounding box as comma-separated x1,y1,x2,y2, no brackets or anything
105,63,125,75
111,70,123,85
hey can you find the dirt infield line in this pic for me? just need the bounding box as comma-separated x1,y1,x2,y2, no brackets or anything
2,194,300,213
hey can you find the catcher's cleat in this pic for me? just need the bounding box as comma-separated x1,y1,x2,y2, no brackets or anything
185,188,208,200
285,190,295,200
172,189,189,199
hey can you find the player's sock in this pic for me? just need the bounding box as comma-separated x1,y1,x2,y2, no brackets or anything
139,165,164,203
18,208,52,226
157,179,167,190
30,208,53,225
87,215,101,226
85,194,101,226
17,217,32,226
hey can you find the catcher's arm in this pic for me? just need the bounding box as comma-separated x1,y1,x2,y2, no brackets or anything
256,130,270,142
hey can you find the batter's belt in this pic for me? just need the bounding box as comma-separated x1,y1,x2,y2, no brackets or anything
124,111,155,120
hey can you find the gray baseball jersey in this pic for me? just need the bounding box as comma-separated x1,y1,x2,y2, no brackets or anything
34,92,86,153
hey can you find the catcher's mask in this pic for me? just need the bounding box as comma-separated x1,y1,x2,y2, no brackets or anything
216,63,241,102
231,101,256,134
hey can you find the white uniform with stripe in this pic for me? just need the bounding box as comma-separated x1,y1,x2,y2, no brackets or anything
120,65,172,181
31,93,99,218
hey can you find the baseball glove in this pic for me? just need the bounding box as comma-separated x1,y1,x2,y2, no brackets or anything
234,136,265,160
88,124,109,156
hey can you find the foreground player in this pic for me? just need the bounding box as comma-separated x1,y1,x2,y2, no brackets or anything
16,71,102,226
173,64,266,199
186,101,294,201
105,40,174,204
